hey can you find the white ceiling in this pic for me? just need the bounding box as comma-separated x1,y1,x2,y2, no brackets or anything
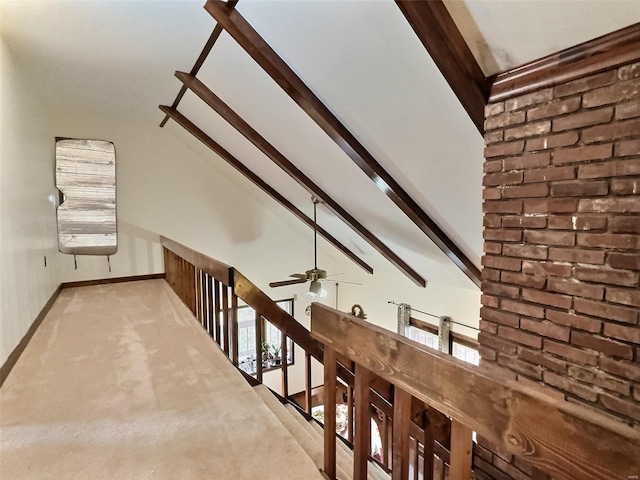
2,0,638,291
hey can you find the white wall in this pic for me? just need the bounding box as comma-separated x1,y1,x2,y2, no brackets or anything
0,36,61,365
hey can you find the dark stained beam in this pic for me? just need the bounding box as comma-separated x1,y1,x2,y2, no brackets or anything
395,0,489,134
159,105,373,275
204,1,480,288
159,0,239,127
174,72,424,287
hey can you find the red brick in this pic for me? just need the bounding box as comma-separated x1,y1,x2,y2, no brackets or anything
504,151,550,170
506,89,553,111
483,187,502,200
473,458,513,480
485,141,525,158
577,233,640,249
484,159,503,173
486,102,505,117
615,139,640,157
474,443,494,463
484,171,523,186
522,288,572,309
618,62,640,81
604,322,640,343
578,159,640,178
483,281,520,299
551,144,612,165
502,215,547,228
501,299,545,319
582,118,640,143
574,266,639,287
524,230,575,246
525,131,579,151
481,294,499,308
546,309,602,333
606,287,640,307
616,99,640,120
524,198,577,213
501,271,546,289
498,325,542,348
502,243,547,259
547,215,607,230
483,200,523,214
518,347,567,373
479,345,498,361
551,180,608,197
527,97,581,121
568,365,631,395
492,452,537,480
478,332,517,355
483,229,522,241
611,178,640,195
600,356,640,382
521,318,570,342
523,260,572,277
549,247,605,264
554,70,617,97
544,339,598,365
486,111,526,130
578,198,640,213
483,241,502,254
498,354,543,379
484,214,502,228
524,165,575,183
600,393,640,422
543,370,599,402
583,78,640,107
574,297,639,324
503,183,549,198
505,121,551,140
485,130,504,144
548,278,604,300
481,306,520,327
572,331,633,359
483,268,501,281
552,107,613,132
482,255,522,272
609,252,640,271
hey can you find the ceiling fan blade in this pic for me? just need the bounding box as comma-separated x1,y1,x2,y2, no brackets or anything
289,273,307,279
269,278,308,288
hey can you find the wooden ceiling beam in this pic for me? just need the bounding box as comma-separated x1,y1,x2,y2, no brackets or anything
204,0,480,288
159,105,374,275
395,0,489,134
173,73,425,287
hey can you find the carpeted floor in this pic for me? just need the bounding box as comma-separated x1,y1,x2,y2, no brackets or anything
0,279,323,479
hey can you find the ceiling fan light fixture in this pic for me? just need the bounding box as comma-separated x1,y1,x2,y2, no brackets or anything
307,280,327,298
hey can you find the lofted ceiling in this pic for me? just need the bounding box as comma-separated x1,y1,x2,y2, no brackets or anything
2,0,639,292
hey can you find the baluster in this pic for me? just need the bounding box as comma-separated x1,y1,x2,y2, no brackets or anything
449,420,473,480
206,274,214,337
392,387,411,480
281,334,288,398
347,384,354,443
222,285,229,356
422,415,434,480
255,310,263,382
214,279,221,344
354,364,372,480
323,346,337,480
305,352,312,415
231,291,238,366
195,268,202,323
190,262,196,314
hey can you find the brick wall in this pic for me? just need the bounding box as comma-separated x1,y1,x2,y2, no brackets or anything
476,62,640,480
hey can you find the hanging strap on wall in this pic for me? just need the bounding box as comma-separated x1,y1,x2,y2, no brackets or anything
106,255,111,272
74,254,78,270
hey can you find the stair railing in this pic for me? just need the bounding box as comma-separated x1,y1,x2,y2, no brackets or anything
161,237,461,478
311,302,640,480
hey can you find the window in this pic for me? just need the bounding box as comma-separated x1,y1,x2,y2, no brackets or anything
55,138,117,255
237,299,294,375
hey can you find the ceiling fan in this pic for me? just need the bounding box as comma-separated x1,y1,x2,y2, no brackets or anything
269,197,362,298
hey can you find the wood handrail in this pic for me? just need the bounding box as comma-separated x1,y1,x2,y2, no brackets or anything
160,236,233,286
311,303,640,480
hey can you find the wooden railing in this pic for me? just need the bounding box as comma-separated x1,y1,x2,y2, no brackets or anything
311,302,640,480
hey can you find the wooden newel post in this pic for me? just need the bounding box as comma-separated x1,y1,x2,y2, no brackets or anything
354,363,373,480
323,346,337,480
449,420,473,480
392,387,412,480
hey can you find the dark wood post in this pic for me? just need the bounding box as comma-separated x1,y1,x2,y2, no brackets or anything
323,346,337,480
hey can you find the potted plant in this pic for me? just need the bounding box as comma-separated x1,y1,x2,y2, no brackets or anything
261,342,271,366
272,346,281,366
